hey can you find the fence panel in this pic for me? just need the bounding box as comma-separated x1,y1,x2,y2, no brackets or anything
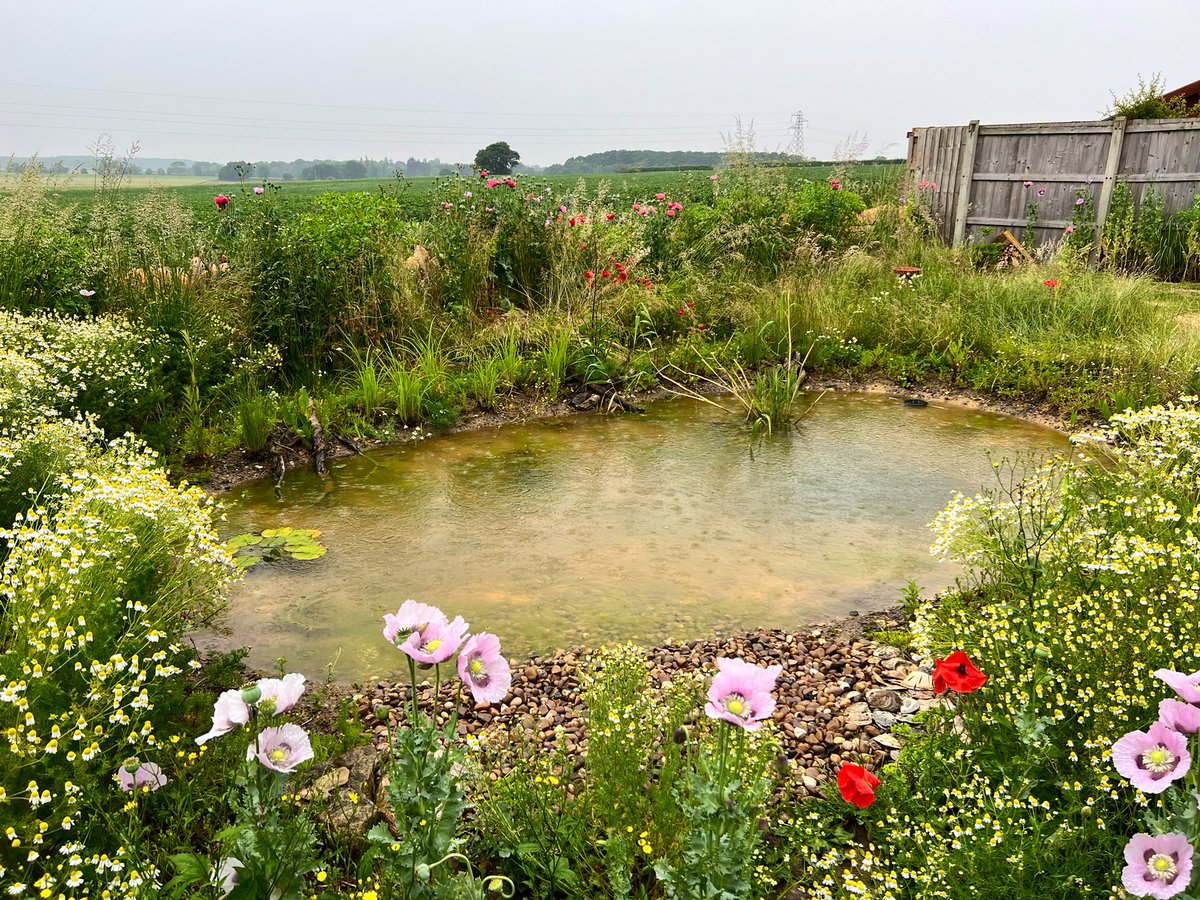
907,117,1200,248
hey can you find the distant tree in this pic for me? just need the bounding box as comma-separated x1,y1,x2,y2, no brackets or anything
474,141,520,174
281,172,295,181
343,159,367,179
218,160,252,181
167,160,188,176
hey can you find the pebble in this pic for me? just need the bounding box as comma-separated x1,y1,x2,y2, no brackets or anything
352,608,944,784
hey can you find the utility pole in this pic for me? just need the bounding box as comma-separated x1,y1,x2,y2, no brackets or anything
787,110,807,161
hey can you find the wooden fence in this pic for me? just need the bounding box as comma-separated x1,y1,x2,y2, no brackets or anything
906,117,1200,247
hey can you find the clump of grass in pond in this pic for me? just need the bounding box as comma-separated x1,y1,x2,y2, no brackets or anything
345,347,384,418
465,352,501,410
539,327,572,396
226,526,327,568
236,391,277,452
383,355,428,424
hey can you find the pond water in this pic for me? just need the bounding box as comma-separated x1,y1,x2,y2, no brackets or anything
209,392,1068,681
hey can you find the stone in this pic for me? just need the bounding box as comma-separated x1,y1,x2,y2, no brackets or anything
865,689,901,713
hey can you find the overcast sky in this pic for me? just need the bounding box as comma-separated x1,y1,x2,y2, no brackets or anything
3,0,1198,167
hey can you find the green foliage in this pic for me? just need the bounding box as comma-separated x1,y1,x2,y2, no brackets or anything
370,712,468,897
1108,72,1197,120
226,527,327,568
473,142,521,176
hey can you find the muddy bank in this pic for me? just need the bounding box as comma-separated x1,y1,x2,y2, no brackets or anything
199,375,1073,493
342,606,941,790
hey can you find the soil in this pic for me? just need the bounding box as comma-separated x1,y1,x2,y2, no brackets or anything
195,375,1073,493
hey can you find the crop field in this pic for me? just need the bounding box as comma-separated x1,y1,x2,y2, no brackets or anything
2,164,904,215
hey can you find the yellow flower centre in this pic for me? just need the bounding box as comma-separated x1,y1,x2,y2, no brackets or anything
724,695,747,717
1148,852,1177,881
424,639,442,652
1142,745,1177,774
269,749,287,762
469,659,484,676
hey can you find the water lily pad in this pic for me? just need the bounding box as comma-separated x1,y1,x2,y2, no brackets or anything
226,528,327,568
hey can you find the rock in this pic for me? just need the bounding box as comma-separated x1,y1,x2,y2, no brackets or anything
309,745,382,847
845,702,872,728
871,710,897,729
865,689,901,713
872,733,903,750
901,669,934,691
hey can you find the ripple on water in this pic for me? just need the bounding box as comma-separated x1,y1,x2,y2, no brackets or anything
208,392,1068,680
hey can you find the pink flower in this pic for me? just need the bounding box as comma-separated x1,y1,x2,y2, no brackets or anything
829,179,840,190
213,194,230,209
195,689,250,745
1023,180,1033,188
704,658,782,731
457,633,511,705
559,205,568,213
709,173,719,181
1065,225,1075,234
1155,669,1200,706
655,192,665,200
487,178,500,188
442,202,452,210
1037,187,1047,197
505,178,516,188
1160,699,1200,735
117,761,167,792
479,169,489,178
1112,722,1191,793
1075,197,1085,205
253,186,264,195
215,858,241,896
401,616,469,665
666,209,675,217
384,601,448,646
534,196,542,204
248,723,314,773
255,673,306,715
1122,832,1193,898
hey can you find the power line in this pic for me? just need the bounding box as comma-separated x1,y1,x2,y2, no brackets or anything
0,79,788,122
1,120,793,148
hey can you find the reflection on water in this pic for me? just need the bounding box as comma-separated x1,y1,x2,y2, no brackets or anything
207,392,1068,681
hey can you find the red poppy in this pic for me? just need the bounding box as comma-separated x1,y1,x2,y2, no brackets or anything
1043,279,1059,288
697,323,705,330
932,650,987,694
479,169,489,178
837,763,880,808
505,178,516,188
686,301,694,308
601,269,611,278
829,179,841,191
606,213,615,221
618,272,627,282
213,194,230,210
677,309,685,315
585,271,594,281
569,217,577,227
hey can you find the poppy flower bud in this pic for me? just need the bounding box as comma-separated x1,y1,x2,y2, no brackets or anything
374,705,389,721
240,684,262,705
416,864,431,882
672,726,688,745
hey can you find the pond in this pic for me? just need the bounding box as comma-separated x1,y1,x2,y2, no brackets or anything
210,392,1069,681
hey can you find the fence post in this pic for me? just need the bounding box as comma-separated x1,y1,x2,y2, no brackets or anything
951,120,980,247
1092,116,1128,264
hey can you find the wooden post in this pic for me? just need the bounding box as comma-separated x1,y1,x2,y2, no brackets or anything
1092,116,1127,263
951,120,980,246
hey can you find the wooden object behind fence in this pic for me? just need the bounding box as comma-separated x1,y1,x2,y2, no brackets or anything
907,116,1200,247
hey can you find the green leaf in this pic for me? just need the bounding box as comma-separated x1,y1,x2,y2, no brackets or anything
289,548,326,560
260,527,294,538
225,533,263,549
233,556,260,569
